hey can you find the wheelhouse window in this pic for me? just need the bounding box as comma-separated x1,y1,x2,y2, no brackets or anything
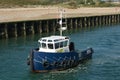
60,42,63,48
39,43,41,48
42,43,46,48
63,40,68,47
48,40,52,42
48,43,53,49
42,39,46,42
55,40,68,49
55,43,59,49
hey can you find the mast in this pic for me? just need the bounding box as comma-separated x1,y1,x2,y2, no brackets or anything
59,9,67,36
60,10,63,36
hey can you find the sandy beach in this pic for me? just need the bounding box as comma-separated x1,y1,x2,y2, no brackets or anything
0,7,120,23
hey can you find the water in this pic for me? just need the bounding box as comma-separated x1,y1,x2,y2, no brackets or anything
0,24,120,80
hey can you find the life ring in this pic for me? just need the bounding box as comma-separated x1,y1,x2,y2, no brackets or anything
43,61,49,68
54,61,60,67
68,60,73,67
66,60,69,66
61,60,67,68
71,60,75,67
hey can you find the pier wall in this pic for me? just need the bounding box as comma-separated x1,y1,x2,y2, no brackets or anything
0,14,120,39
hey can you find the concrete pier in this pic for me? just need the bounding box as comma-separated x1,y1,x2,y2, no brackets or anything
0,7,120,39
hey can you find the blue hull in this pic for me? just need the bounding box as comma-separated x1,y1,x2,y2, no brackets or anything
27,48,93,72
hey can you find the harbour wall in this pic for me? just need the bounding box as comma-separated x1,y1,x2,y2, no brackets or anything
0,14,120,39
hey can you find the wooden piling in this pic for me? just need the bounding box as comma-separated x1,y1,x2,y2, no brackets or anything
88,17,91,27
70,19,73,29
14,23,17,37
75,19,78,29
80,18,84,29
84,17,87,28
99,16,102,26
4,24,8,38
22,22,26,36
46,20,49,33
52,20,56,34
37,21,42,34
118,15,120,23
30,22,35,34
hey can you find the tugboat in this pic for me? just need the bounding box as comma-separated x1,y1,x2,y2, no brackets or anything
27,10,94,72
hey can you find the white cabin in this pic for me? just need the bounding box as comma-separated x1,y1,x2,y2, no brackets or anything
38,36,70,53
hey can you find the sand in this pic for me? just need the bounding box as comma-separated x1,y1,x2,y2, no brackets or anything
0,7,120,23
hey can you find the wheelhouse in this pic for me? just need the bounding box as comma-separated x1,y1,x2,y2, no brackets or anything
38,36,70,53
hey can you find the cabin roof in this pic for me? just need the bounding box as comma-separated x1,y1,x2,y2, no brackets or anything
42,36,67,40
38,36,69,43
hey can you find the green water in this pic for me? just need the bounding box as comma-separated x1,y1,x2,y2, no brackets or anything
0,25,120,80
